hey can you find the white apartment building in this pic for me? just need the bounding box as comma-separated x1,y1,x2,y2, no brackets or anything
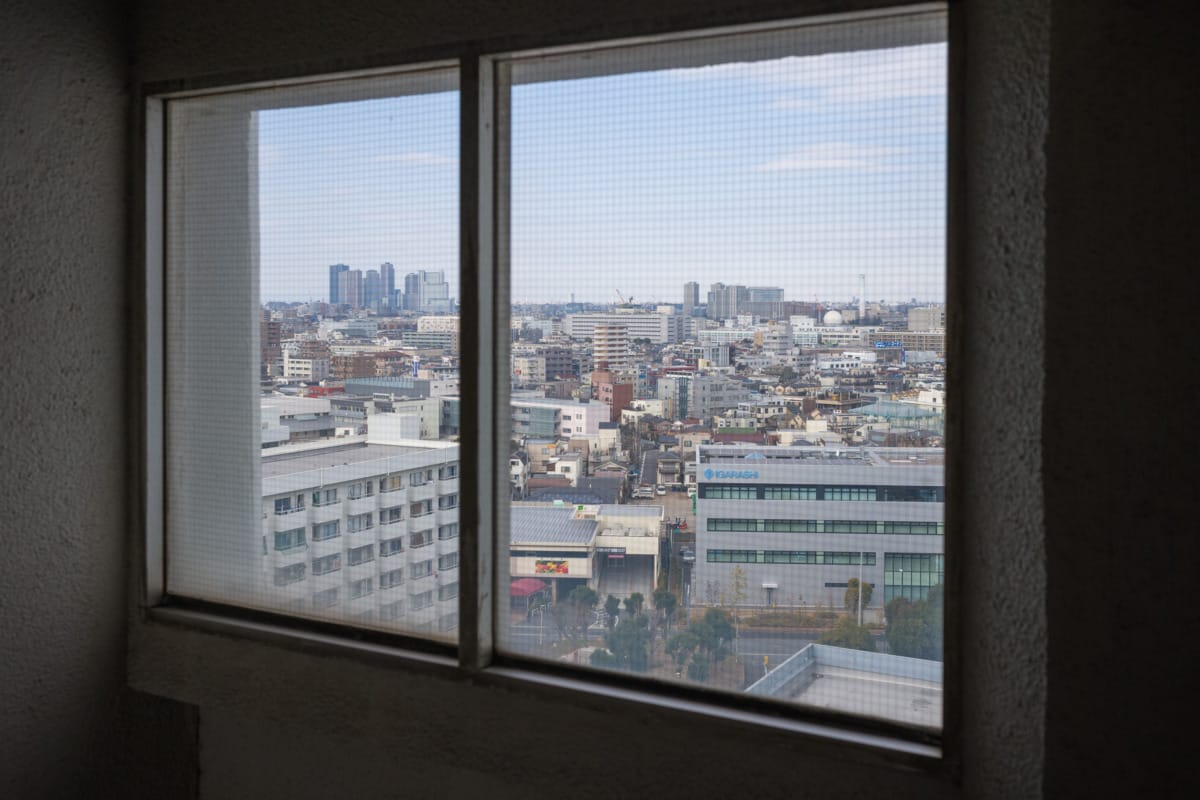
261,439,461,636
563,310,682,344
591,324,631,370
282,351,331,381
417,315,460,333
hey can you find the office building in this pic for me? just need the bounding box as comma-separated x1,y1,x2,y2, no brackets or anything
694,445,943,615
403,270,452,313
380,262,395,310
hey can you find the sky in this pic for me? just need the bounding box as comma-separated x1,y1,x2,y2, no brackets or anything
258,40,946,306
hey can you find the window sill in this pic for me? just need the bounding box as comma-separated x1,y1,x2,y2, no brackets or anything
129,603,943,774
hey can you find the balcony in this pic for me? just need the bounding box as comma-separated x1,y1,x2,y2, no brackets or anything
436,476,459,495
345,558,375,582
309,502,341,525
308,534,341,559
269,543,308,568
408,481,435,502
344,494,377,515
273,504,307,518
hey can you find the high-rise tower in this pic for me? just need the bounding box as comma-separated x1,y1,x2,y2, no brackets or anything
328,263,350,304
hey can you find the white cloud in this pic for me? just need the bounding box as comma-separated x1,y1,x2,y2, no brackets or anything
754,142,904,172
372,152,456,166
670,44,946,106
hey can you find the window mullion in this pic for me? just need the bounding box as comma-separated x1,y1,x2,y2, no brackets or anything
457,55,503,670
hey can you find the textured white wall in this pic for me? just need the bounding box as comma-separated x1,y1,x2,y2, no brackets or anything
0,0,132,794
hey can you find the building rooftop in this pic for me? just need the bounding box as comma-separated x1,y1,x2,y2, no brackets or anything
746,644,942,730
510,506,599,547
699,445,944,468
262,440,459,495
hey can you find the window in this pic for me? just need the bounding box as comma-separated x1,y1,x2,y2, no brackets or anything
156,6,945,740
311,553,341,576
274,528,306,552
380,568,405,590
273,563,306,586
350,577,374,599
347,513,373,533
312,488,338,507
438,582,459,601
348,544,374,566
312,521,340,542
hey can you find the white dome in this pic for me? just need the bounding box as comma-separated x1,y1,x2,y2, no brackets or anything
823,310,844,325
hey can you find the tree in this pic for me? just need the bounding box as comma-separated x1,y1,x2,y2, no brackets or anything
653,589,677,638
561,585,598,639
818,616,875,652
885,585,943,661
601,614,651,672
844,578,874,619
604,594,621,630
623,592,644,619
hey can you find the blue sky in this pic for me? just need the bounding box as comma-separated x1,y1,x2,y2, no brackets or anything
258,42,945,306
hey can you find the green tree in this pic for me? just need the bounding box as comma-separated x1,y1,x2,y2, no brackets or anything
885,585,943,661
653,589,678,638
602,615,651,672
680,608,735,683
564,585,599,639
844,578,874,618
623,592,644,619
604,594,621,630
818,616,876,652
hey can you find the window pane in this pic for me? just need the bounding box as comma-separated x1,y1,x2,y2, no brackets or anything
499,10,946,729
165,66,461,643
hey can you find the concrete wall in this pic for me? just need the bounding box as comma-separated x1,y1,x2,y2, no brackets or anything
0,1,197,796
0,0,1194,797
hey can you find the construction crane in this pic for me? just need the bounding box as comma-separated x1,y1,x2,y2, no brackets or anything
615,289,635,308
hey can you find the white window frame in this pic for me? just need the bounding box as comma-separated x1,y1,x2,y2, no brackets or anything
138,1,956,769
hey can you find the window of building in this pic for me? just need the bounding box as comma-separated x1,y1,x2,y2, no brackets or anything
410,560,433,580
348,544,374,566
380,537,404,557
312,521,340,542
273,563,306,586
379,506,403,526
409,530,433,550
380,568,405,590
437,523,458,541
274,528,306,552
312,553,342,576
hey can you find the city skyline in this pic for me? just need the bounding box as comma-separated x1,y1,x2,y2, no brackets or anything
259,42,944,305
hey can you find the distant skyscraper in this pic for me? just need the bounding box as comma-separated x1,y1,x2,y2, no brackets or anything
380,262,395,310
683,281,699,317
707,283,747,320
329,263,350,304
364,269,382,311
403,270,452,313
746,286,784,304
338,269,364,309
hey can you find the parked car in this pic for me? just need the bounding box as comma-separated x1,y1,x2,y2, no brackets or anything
655,485,667,496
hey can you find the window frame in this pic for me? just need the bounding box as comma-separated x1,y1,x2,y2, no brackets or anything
138,1,957,771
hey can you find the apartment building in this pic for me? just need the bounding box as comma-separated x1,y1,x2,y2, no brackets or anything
261,439,461,635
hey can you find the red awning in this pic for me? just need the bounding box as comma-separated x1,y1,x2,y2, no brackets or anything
510,578,549,597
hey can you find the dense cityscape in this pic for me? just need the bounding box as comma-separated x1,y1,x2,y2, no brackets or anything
256,264,946,723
